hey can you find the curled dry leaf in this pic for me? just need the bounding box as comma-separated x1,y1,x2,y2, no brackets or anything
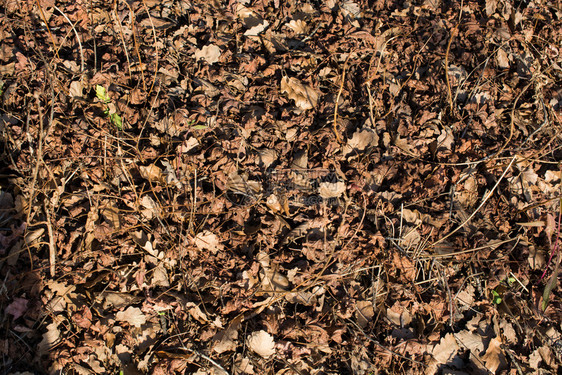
280,76,319,110
247,330,276,358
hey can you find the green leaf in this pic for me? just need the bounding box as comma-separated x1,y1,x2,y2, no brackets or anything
109,113,123,130
491,289,502,305
95,85,111,103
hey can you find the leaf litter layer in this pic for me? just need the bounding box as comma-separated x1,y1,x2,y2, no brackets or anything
1,0,562,374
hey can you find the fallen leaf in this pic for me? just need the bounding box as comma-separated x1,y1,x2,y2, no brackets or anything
247,330,275,358
194,44,221,65
194,230,224,254
38,322,61,355
432,333,458,364
185,302,209,324
486,0,497,16
455,330,484,353
116,306,146,327
355,300,374,328
151,264,170,287
286,19,309,35
480,337,506,373
179,137,200,153
245,20,269,36
258,148,278,168
318,181,346,199
100,201,121,229
233,355,255,374
69,80,84,98
5,297,28,320
343,128,379,155
280,76,319,110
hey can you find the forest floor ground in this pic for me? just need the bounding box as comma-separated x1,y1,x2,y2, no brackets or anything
1,0,562,374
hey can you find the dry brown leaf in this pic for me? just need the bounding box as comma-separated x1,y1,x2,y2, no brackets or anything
286,19,309,34
499,319,517,345
285,285,325,306
233,355,255,375
265,194,282,213
140,195,161,220
432,333,458,364
194,44,221,65
355,300,374,328
186,302,209,324
115,306,146,328
100,202,121,229
386,304,412,327
69,80,84,98
245,20,269,36
455,330,484,353
5,297,28,320
194,230,224,254
480,337,506,373
151,264,169,287
213,327,238,354
341,1,362,19
280,76,319,110
486,0,497,16
343,128,379,155
318,181,346,199
247,330,275,358
437,126,454,150
38,322,61,355
139,164,162,183
178,137,199,153
258,148,278,168
496,49,510,69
